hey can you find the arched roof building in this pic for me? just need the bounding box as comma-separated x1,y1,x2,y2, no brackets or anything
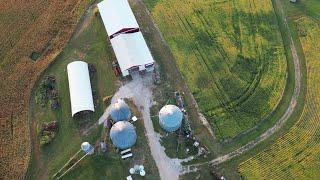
67,61,94,117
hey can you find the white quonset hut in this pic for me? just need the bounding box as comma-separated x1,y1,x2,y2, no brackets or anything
67,61,94,117
97,0,155,76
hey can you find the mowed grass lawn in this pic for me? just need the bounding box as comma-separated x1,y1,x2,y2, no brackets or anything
238,16,320,179
143,0,287,139
27,13,159,180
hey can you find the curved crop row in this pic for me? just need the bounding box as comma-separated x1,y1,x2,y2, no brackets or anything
238,17,320,179
146,0,287,139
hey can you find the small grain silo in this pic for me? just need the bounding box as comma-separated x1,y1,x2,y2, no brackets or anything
110,121,137,149
81,142,94,155
159,105,183,132
109,99,131,122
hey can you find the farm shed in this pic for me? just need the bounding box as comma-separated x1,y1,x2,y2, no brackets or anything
159,105,183,132
110,121,137,149
67,61,94,117
110,99,132,122
97,0,139,36
97,0,155,76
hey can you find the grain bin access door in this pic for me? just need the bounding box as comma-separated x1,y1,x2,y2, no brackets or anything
128,66,139,74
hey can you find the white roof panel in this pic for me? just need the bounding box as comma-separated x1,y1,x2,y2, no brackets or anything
67,61,95,117
110,32,154,73
97,0,139,36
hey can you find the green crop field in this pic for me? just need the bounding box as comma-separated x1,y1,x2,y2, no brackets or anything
238,16,320,179
143,0,287,139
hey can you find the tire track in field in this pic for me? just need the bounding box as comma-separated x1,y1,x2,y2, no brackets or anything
170,5,229,108
182,0,271,137
183,0,302,171
169,3,244,131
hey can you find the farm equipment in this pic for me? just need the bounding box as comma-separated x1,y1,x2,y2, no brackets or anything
103,95,113,106
153,69,161,84
174,91,184,108
174,91,192,136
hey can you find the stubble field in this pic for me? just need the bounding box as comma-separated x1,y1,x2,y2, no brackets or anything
0,0,90,178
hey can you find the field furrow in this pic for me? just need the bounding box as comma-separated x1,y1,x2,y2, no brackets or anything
238,16,320,179
145,0,287,139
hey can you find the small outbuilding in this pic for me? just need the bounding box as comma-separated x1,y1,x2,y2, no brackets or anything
110,99,131,122
159,105,183,132
67,61,94,117
110,121,137,149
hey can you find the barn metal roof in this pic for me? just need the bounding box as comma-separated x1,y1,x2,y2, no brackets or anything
97,0,154,76
110,32,154,75
67,61,94,117
97,0,139,36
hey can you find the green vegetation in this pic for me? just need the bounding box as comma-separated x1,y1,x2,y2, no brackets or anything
27,13,159,180
144,0,287,139
239,16,320,179
185,0,311,178
35,75,59,108
282,0,320,20
39,129,56,146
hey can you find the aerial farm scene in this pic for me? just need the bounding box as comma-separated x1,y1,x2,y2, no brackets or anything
0,0,319,179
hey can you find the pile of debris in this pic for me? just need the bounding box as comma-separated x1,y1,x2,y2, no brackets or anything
173,91,211,157
39,121,59,146
35,75,59,109
174,91,192,136
153,69,161,85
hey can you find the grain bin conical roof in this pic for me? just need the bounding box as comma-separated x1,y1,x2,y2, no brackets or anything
110,99,131,122
110,121,137,149
159,105,183,132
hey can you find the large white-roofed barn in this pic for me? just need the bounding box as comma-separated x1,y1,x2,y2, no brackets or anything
67,61,95,117
97,0,155,76
97,0,139,36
